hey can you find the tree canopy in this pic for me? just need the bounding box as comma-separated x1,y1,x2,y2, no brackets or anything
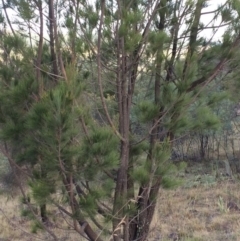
0,0,240,240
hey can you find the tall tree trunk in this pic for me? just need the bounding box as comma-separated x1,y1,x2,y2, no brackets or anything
130,2,167,240
113,40,130,241
183,0,205,78
166,0,183,82
48,0,59,81
35,0,44,95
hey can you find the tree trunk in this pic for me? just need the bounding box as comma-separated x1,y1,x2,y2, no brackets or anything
128,2,168,239
48,0,58,81
40,204,48,223
113,68,130,241
183,0,204,78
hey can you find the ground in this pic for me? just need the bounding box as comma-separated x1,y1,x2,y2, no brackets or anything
1,162,240,241
149,163,240,241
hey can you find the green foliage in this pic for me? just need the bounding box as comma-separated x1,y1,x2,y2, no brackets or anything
207,91,229,107
161,176,179,189
80,127,119,169
148,31,169,53
131,140,181,189
193,106,221,131
130,140,149,157
2,34,27,55
30,180,55,205
118,10,143,52
221,7,233,23
79,193,97,214
169,114,193,136
18,0,34,20
88,12,99,28
131,165,150,185
153,141,171,164
159,82,178,107
182,54,199,82
0,12,4,24
31,221,44,233
135,100,159,123
0,0,239,240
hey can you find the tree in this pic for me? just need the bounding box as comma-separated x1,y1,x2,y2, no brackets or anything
0,0,240,240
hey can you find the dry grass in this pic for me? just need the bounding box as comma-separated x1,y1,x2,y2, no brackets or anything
0,194,85,241
1,164,240,241
148,164,240,241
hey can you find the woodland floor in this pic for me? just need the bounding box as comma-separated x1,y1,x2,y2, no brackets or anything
1,162,240,241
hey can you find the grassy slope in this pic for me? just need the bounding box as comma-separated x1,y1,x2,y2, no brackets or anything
1,163,240,241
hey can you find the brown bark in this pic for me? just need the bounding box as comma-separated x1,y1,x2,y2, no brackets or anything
113,36,130,240
183,0,204,79
40,204,48,223
129,2,167,240
166,0,185,82
48,0,59,81
1,0,16,36
112,1,165,240
35,0,44,95
60,171,103,241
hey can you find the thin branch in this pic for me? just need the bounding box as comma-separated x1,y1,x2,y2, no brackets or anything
199,21,231,29
97,0,124,141
34,0,44,96
1,0,16,36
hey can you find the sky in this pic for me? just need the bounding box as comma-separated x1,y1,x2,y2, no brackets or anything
200,0,228,41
